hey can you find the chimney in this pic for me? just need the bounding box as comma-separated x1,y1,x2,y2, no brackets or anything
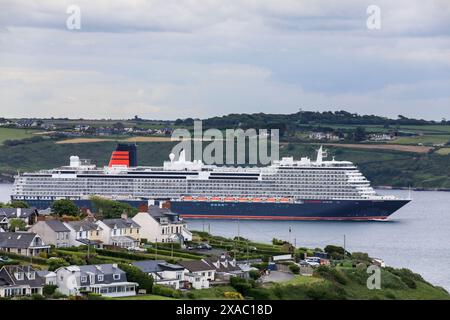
138,203,148,213
121,212,128,220
16,208,22,218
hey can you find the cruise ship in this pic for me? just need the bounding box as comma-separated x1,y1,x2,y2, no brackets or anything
11,144,410,220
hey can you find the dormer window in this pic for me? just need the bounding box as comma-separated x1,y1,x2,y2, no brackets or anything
113,274,120,280
27,272,35,280
15,272,24,281
97,274,104,282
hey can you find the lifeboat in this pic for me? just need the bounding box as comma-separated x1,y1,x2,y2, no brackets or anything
211,197,221,202
238,197,249,202
252,198,262,202
279,198,290,203
224,197,236,202
197,197,207,201
266,198,277,202
182,196,193,201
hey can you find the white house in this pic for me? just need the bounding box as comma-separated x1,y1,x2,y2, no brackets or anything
132,205,192,244
132,260,185,289
55,264,138,297
65,220,104,248
96,216,140,249
37,270,57,285
178,260,215,289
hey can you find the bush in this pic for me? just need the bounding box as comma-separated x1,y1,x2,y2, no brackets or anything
119,263,153,293
289,264,300,274
48,258,70,271
249,270,262,280
31,293,45,300
152,284,182,298
251,262,268,271
313,266,348,285
223,291,244,300
229,277,255,296
43,285,58,296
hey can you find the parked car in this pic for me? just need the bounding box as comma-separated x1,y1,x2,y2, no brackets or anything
305,258,321,267
0,256,11,262
196,243,212,250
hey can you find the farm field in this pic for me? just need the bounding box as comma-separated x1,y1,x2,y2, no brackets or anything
321,143,432,154
0,128,39,144
436,148,450,155
389,135,450,146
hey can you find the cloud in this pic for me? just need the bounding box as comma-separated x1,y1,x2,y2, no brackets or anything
0,1,449,120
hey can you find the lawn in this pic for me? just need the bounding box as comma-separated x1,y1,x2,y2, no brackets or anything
0,128,38,144
278,275,324,286
389,135,450,146
436,147,450,155
186,286,239,300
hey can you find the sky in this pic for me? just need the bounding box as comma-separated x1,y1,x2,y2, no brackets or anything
0,0,449,120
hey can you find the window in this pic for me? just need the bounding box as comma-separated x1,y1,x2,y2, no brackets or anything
98,275,104,282
113,274,120,280
15,272,24,280
81,276,87,283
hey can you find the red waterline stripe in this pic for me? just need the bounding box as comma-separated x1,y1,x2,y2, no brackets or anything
180,214,388,221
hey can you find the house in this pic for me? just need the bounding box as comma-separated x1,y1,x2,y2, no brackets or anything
36,270,57,285
0,265,45,298
0,207,39,230
178,260,215,289
308,132,340,141
30,220,71,248
203,254,246,281
132,260,185,289
96,217,141,249
65,220,104,248
369,133,394,141
0,231,50,256
132,205,192,244
55,264,138,297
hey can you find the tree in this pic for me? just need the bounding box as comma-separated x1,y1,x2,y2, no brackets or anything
90,196,137,219
51,199,79,217
48,258,70,271
353,127,367,142
8,218,27,231
9,201,29,208
119,263,153,294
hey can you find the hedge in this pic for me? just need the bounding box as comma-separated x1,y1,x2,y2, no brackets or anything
0,250,48,264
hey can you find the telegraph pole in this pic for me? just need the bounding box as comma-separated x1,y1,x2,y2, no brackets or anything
155,238,158,260
343,234,346,260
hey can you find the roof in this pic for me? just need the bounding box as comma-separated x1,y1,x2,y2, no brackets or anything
0,265,45,288
68,220,102,232
178,260,215,272
0,232,44,249
101,218,140,229
146,206,184,224
60,264,130,285
204,257,241,273
36,270,56,278
42,220,70,232
132,260,184,273
0,208,37,219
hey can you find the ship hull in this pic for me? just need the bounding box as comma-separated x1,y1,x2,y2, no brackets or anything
15,197,409,221
170,199,410,221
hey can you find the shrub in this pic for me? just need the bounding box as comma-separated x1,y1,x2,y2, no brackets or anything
251,262,268,271
289,264,300,274
229,277,255,296
43,285,58,296
249,270,262,280
48,258,70,271
119,263,153,293
223,291,244,300
313,266,348,285
31,293,45,300
152,284,182,298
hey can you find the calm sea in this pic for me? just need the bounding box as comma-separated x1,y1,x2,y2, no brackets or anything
1,184,449,290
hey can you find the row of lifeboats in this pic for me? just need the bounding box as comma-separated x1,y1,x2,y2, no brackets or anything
181,196,292,203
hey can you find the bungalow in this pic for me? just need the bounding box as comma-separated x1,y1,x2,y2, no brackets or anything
0,265,45,298
96,217,141,249
132,205,192,244
132,260,185,289
0,207,39,230
0,231,50,256
65,220,104,248
30,220,71,248
178,260,215,289
55,264,138,297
